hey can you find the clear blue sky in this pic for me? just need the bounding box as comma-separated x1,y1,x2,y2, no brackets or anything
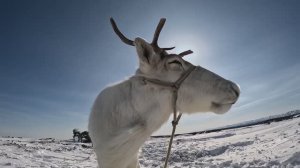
0,0,299,139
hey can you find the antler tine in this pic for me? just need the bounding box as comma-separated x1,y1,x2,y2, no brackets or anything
179,50,193,57
162,46,175,50
152,18,166,46
110,17,135,46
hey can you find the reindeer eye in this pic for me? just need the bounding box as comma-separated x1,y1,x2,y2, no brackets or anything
168,60,183,70
168,60,182,65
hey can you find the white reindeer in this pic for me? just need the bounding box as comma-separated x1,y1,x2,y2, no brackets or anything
88,18,240,168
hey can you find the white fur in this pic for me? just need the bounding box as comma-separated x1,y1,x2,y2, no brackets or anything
89,37,240,168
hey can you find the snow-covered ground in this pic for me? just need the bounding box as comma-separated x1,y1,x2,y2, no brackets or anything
1,117,300,168
141,117,300,168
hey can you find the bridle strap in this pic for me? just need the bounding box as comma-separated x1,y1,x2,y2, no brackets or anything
135,66,197,168
140,66,196,90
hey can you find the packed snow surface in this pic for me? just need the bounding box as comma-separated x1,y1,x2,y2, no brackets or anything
1,117,300,168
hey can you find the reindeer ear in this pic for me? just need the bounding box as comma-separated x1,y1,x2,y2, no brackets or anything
134,38,156,65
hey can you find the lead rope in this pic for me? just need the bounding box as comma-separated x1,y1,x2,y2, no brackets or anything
163,87,182,168
163,66,197,168
136,66,197,168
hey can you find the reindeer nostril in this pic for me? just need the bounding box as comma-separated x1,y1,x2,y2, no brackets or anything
231,83,240,98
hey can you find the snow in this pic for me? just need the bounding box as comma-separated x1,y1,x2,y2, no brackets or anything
1,117,300,167
214,110,300,131
0,138,97,167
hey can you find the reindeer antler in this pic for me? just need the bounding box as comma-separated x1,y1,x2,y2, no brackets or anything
162,46,176,50
179,50,193,57
152,18,166,46
110,17,175,50
110,17,135,46
152,18,175,51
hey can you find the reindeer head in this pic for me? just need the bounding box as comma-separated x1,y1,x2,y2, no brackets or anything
110,18,240,114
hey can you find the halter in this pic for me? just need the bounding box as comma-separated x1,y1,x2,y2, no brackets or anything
135,65,197,168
